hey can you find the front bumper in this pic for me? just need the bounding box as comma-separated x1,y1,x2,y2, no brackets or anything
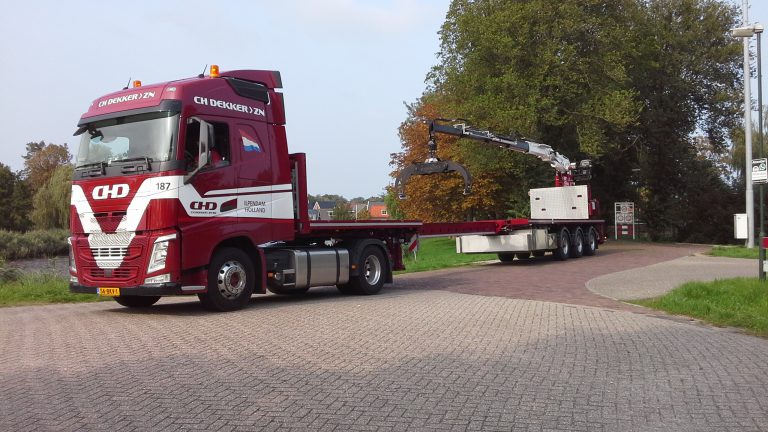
69,283,183,296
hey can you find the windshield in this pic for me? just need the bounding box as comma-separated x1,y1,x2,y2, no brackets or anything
75,112,179,168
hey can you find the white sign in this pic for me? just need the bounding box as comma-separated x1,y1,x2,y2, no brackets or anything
614,201,635,240
752,158,768,184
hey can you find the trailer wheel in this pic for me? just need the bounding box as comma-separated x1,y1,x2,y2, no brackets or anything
114,296,160,308
584,227,598,256
339,246,387,295
498,253,515,263
553,228,570,261
198,247,255,311
570,229,584,258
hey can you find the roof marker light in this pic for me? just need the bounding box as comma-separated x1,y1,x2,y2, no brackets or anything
133,80,142,88
210,65,220,78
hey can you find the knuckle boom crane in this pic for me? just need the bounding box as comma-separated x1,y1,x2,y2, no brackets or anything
395,118,592,198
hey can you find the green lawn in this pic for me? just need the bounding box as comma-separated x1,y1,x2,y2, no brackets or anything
0,273,105,307
398,237,498,273
632,277,768,337
709,245,758,259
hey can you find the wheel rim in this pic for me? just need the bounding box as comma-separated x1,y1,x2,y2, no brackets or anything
561,232,569,255
576,232,583,253
364,255,382,286
588,231,596,250
217,260,246,299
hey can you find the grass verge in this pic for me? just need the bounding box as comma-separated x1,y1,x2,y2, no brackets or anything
631,277,768,337
397,237,498,274
709,245,758,259
0,273,105,307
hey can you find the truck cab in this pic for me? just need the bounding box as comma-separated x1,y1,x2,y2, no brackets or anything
69,68,300,310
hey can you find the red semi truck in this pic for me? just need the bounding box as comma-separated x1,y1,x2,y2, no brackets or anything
69,67,604,311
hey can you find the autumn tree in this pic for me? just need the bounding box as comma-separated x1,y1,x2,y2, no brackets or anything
22,141,72,194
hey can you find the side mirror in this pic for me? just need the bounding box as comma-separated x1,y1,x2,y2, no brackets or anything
184,118,214,184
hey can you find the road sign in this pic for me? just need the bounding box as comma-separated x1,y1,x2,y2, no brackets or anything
614,202,635,240
752,158,768,183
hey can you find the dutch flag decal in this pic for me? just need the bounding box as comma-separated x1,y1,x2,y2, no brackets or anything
242,135,262,152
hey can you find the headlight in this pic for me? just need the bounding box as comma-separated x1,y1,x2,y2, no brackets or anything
68,237,76,273
147,234,176,274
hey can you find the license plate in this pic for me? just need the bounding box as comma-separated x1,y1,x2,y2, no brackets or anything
98,287,120,297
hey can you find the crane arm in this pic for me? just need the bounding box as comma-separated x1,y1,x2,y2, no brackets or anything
429,121,572,173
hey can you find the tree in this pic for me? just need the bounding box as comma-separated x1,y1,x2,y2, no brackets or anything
330,202,354,220
395,0,742,241
0,164,33,231
31,165,73,230
23,141,72,194
356,208,372,220
626,0,741,240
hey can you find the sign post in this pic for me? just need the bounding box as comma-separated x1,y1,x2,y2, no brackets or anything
614,202,635,240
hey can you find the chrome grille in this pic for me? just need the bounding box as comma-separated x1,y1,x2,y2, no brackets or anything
90,247,129,258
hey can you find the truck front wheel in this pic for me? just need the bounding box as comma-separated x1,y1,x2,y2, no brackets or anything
198,247,255,311
114,296,160,308
337,246,387,295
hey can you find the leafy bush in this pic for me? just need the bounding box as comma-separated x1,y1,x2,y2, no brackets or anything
0,259,21,283
0,229,69,260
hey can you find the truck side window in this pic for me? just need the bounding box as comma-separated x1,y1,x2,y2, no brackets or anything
184,119,231,171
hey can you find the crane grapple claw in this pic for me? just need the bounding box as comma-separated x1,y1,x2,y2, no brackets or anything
394,160,473,200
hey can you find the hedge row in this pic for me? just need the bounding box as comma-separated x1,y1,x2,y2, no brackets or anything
0,229,70,261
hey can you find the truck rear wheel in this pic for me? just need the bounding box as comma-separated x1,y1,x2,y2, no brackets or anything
198,247,255,311
570,228,584,258
553,228,570,261
584,227,598,256
337,246,387,295
114,296,160,308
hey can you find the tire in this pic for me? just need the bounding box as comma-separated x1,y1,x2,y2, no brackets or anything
198,247,255,311
584,227,598,256
338,246,387,295
532,250,546,258
515,253,531,260
553,227,571,261
114,295,160,308
570,228,584,258
498,253,515,263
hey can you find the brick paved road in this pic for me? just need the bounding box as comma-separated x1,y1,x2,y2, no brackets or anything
2,242,767,431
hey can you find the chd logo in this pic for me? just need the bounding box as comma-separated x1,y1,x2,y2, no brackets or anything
92,184,130,200
190,201,218,211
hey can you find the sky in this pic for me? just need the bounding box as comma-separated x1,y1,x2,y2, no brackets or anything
0,0,767,199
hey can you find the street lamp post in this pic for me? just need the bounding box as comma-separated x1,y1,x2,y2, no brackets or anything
732,23,765,280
